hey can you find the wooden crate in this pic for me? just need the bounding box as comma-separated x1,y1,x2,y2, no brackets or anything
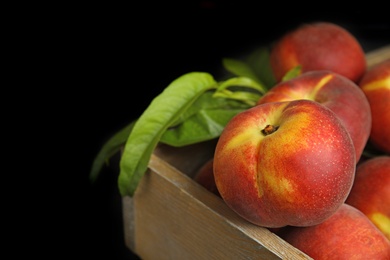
122,45,390,260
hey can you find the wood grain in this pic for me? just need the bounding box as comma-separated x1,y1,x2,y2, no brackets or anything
133,154,311,259
365,45,390,68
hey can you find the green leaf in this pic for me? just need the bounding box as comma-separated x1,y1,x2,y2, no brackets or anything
281,65,302,82
160,91,249,146
222,47,277,90
218,76,267,94
213,90,261,106
118,72,218,197
212,76,266,106
245,47,277,89
222,58,264,84
89,121,136,182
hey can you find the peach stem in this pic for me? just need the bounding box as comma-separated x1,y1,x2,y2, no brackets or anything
261,125,279,136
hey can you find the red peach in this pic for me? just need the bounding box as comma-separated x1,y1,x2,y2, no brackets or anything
257,70,371,162
193,158,221,197
279,204,390,259
346,156,390,240
358,59,390,154
214,99,355,228
270,22,366,83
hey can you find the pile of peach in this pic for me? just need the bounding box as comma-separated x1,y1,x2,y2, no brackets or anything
194,22,390,259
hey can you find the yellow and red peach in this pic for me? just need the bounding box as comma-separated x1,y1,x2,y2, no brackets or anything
279,204,390,259
257,70,371,162
358,59,390,154
213,99,356,228
345,155,390,240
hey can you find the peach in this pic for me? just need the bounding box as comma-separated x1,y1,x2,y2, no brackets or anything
257,70,371,162
213,99,356,228
270,22,366,83
193,158,220,197
358,59,390,154
279,204,390,259
346,156,390,240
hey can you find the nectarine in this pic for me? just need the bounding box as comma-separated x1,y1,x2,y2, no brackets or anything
358,59,390,154
193,158,220,197
257,70,371,161
214,99,356,228
279,204,390,259
269,22,366,83
346,155,390,240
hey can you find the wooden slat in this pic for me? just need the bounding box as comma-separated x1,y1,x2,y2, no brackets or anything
365,45,390,68
122,196,135,252
133,154,311,260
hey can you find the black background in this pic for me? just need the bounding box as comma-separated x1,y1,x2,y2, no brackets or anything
51,2,390,259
